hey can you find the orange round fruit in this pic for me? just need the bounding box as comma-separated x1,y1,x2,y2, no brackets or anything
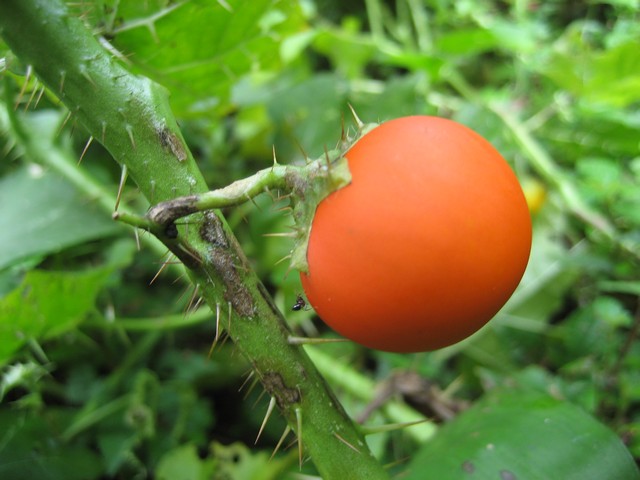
300,116,532,353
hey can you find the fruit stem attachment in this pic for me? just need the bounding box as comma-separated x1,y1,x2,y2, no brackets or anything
146,151,353,272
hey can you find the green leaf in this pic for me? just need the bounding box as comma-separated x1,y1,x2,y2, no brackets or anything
436,28,498,55
536,26,640,107
486,19,540,54
97,432,140,476
0,409,103,480
102,0,307,116
0,165,121,271
0,268,110,365
404,387,639,480
588,40,640,106
156,444,215,480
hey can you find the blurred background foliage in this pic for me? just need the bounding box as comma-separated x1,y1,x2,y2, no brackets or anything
1,0,639,478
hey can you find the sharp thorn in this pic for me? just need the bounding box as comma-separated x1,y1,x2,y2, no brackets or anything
134,228,141,250
114,164,128,211
97,37,133,65
295,407,303,469
34,86,46,109
243,375,261,400
78,136,94,165
323,145,332,172
248,194,262,211
274,253,292,266
252,388,267,409
262,232,297,238
185,284,201,316
219,331,231,350
333,432,360,453
207,303,222,358
59,70,66,94
238,370,255,393
382,456,412,471
281,261,294,280
347,103,364,129
255,396,277,445
274,205,293,213
24,79,39,111
79,65,97,88
69,117,78,138
125,124,136,149
58,109,73,135
170,271,187,286
264,186,276,202
177,244,203,266
14,65,32,109
274,192,293,202
149,258,171,285
270,425,292,460
175,282,194,306
192,296,205,311
284,436,299,453
292,137,310,164
360,418,433,436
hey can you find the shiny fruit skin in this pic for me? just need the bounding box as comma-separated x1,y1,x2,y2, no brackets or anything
299,116,532,353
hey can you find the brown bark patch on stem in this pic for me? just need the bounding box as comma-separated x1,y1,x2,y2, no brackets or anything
201,212,254,317
157,125,188,162
262,371,301,409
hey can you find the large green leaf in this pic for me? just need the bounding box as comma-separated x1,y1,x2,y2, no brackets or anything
404,387,639,480
0,166,121,271
0,268,111,365
0,409,102,480
96,0,307,117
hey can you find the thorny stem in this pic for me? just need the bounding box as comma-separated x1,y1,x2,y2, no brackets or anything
0,1,389,478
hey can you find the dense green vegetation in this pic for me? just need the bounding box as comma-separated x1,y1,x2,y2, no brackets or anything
1,0,639,478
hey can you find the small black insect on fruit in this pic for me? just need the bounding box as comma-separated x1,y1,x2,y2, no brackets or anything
292,294,306,311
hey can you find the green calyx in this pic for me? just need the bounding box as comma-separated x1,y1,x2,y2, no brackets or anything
287,150,352,273
276,120,379,273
